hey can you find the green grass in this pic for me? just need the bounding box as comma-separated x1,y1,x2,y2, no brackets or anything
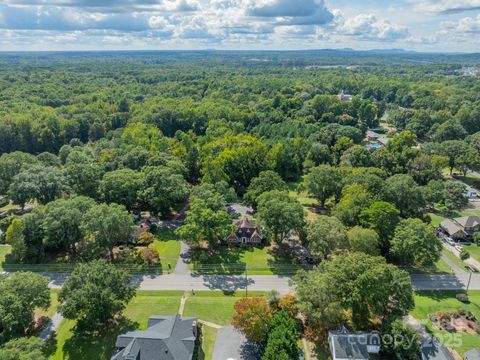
442,248,470,271
288,180,320,221
37,289,60,319
149,229,181,271
190,245,302,275
0,245,11,270
183,291,267,326
464,244,480,263
49,291,183,360
198,326,217,360
411,290,480,356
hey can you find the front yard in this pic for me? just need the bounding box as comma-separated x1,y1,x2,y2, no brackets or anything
48,290,266,360
0,245,11,270
148,229,181,271
411,290,480,357
189,244,303,275
464,244,480,263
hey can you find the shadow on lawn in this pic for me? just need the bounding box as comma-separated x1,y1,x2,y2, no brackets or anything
62,317,138,360
415,290,466,302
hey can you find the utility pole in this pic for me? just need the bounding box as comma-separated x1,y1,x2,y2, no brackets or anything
466,267,473,294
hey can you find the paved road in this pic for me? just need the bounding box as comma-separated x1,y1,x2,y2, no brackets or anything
46,271,480,292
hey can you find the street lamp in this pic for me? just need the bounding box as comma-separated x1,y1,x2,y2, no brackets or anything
465,266,473,294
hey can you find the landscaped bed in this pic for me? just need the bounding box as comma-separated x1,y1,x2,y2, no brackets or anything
411,290,480,356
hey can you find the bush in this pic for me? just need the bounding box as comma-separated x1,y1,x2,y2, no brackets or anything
460,249,470,260
456,293,469,303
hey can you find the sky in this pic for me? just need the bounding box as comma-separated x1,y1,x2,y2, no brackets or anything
0,0,479,52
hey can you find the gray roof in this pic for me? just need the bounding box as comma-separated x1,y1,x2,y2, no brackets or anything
440,219,466,236
454,216,480,229
465,348,480,360
366,130,381,139
329,332,380,360
421,340,454,360
112,314,197,360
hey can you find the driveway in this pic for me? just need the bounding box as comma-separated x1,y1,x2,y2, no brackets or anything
212,326,262,360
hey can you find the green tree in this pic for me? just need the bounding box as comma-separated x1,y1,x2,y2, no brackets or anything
294,252,414,329
360,201,400,255
0,272,50,342
141,166,190,218
80,204,134,259
333,184,373,227
256,191,305,244
383,174,425,217
340,145,372,168
0,337,46,360
58,260,136,331
305,216,347,260
262,311,299,360
5,218,26,262
244,170,288,208
8,166,67,207
390,218,442,267
381,319,419,360
64,163,103,199
176,199,234,248
42,196,96,252
347,226,380,256
303,165,343,207
99,169,145,211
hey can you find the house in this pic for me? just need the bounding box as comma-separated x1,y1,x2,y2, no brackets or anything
439,219,467,240
133,220,151,239
226,217,262,245
328,329,380,360
377,137,390,147
440,216,480,241
111,314,197,360
0,196,8,207
337,91,353,102
366,130,382,141
464,348,480,360
420,339,454,360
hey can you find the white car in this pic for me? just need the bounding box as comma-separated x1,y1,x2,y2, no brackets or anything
445,238,455,246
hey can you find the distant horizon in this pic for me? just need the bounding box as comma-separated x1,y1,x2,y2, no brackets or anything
0,48,476,55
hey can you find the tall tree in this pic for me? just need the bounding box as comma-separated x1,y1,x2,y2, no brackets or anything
256,191,305,244
59,260,136,331
390,218,442,267
305,216,347,260
303,165,343,207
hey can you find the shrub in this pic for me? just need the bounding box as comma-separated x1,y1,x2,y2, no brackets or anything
456,293,469,303
460,249,470,260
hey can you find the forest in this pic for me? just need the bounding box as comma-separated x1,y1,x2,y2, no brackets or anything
1,50,480,359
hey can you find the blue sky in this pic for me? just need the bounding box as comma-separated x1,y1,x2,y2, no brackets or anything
0,0,479,52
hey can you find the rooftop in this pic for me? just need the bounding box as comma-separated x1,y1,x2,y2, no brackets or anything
112,314,197,360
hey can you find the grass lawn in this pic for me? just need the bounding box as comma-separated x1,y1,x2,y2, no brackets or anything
464,244,480,263
37,289,60,319
199,326,217,360
411,290,480,356
183,291,267,326
0,245,11,270
49,290,183,360
288,180,320,222
190,245,301,275
149,229,181,271
442,248,471,271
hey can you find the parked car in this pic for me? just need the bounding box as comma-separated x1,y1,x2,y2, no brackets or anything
445,238,455,246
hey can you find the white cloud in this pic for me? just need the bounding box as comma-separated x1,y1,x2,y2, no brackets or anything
337,13,410,41
415,0,480,13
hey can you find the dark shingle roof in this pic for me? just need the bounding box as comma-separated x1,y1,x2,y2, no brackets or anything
329,332,376,360
112,314,196,360
420,340,454,360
